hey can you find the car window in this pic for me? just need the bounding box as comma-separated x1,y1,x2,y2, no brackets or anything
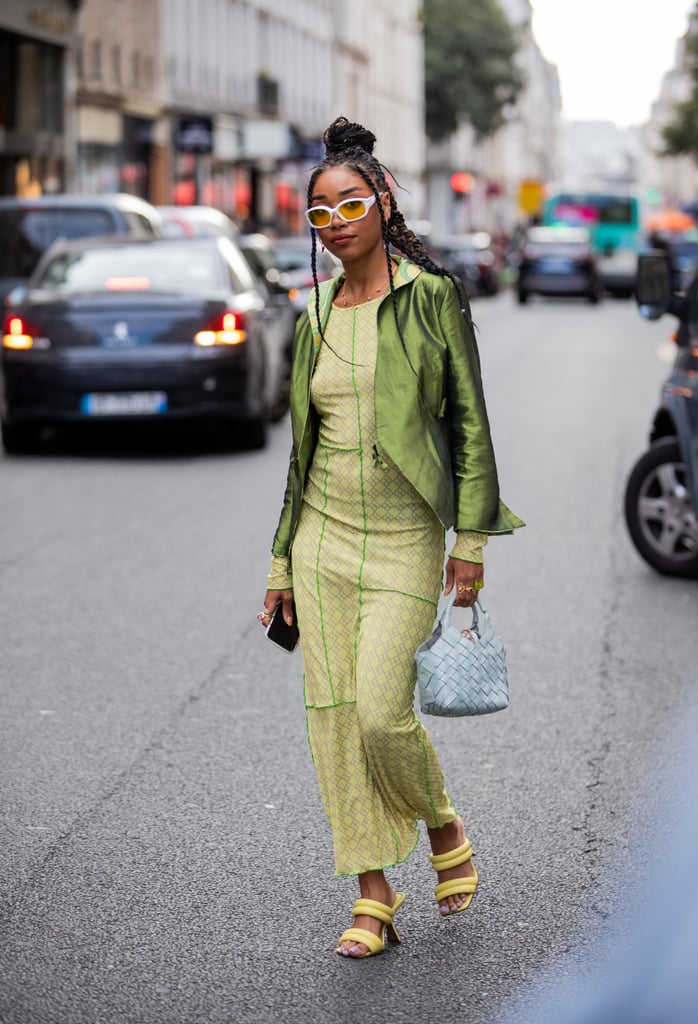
124,211,158,237
36,245,224,295
218,237,258,293
0,208,115,277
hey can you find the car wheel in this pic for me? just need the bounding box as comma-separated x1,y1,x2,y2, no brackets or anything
624,438,698,577
517,289,528,305
236,415,267,451
1,421,42,455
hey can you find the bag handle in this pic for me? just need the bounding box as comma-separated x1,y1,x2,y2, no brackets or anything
438,591,486,631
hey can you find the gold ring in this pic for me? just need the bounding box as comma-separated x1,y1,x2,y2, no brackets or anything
257,609,271,622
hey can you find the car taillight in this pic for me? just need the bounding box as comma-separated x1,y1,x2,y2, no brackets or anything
2,315,39,350
194,311,247,347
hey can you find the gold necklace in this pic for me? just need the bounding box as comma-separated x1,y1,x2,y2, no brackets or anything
337,277,389,308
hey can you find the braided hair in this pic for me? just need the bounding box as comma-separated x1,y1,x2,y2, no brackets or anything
307,116,472,359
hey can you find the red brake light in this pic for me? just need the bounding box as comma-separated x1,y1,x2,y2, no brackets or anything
194,310,247,347
2,315,39,350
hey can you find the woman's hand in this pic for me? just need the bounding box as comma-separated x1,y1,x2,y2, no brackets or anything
257,588,295,628
443,558,483,608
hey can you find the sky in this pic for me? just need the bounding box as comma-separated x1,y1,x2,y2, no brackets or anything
531,1,696,126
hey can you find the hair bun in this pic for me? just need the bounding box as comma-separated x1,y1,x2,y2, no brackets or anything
322,116,376,158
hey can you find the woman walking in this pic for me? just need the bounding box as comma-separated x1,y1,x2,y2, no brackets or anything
258,117,523,959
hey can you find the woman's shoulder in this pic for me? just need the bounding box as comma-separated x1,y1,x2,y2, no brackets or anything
397,259,458,300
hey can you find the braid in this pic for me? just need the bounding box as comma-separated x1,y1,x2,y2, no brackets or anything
308,217,323,341
386,203,472,323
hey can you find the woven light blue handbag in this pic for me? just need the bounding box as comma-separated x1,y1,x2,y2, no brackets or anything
415,595,509,717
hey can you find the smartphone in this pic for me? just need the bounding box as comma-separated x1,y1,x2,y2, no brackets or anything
265,603,299,653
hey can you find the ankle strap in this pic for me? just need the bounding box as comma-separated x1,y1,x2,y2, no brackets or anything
429,839,473,872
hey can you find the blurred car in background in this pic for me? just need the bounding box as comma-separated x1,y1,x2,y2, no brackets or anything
0,235,292,454
516,225,602,304
0,193,164,305
430,232,503,297
157,204,238,240
240,234,340,315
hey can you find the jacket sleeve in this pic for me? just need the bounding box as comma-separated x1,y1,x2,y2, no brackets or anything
270,451,297,558
439,281,525,534
270,310,312,560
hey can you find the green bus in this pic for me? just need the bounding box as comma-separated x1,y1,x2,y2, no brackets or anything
542,191,642,296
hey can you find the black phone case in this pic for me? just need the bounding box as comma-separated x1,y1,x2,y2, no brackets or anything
265,604,299,653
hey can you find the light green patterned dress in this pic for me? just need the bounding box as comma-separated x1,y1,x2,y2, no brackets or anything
288,293,460,876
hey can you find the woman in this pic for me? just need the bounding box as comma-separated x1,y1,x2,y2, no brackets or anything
258,117,523,959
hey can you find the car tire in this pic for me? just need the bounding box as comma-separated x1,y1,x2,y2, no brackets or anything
236,415,267,451
1,421,41,455
624,438,698,577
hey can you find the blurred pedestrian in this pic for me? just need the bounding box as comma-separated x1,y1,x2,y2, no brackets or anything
258,116,523,959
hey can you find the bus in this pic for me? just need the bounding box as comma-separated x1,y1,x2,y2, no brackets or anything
542,191,642,296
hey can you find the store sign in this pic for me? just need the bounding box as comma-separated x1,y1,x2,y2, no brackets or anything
242,120,291,160
29,9,73,35
518,179,545,215
176,117,214,154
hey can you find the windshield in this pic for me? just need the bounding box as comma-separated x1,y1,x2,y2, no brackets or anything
548,196,636,227
35,244,224,295
0,208,115,278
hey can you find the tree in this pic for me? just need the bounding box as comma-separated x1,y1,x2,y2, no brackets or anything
424,0,524,143
662,5,698,160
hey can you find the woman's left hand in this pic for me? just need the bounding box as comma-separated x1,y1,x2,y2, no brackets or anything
444,557,484,608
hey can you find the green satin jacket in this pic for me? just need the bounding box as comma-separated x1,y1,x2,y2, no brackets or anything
271,258,524,559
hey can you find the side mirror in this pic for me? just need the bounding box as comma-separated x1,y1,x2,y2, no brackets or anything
5,285,27,307
635,252,673,320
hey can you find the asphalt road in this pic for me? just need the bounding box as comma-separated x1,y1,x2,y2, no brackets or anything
1,291,696,1024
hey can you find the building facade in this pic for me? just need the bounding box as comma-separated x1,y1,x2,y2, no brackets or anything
75,0,162,200
67,0,425,231
0,0,82,196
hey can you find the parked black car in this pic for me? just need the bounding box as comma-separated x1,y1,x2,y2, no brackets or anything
0,193,164,304
647,228,698,294
239,234,340,315
516,225,602,304
624,252,698,577
0,234,291,453
430,232,503,297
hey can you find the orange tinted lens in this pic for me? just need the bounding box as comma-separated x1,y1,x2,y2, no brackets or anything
306,208,331,228
337,199,368,221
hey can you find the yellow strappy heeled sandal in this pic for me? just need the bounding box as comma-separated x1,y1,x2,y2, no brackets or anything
335,892,406,958
430,838,478,915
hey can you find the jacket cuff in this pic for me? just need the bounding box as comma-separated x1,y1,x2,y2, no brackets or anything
267,554,293,590
449,530,487,564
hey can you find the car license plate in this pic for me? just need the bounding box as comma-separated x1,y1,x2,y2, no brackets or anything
539,258,572,273
81,392,168,415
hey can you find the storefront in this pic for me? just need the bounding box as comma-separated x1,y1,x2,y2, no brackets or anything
0,1,80,196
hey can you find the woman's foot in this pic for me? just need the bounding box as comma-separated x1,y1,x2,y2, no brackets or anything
428,816,477,916
338,871,397,957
